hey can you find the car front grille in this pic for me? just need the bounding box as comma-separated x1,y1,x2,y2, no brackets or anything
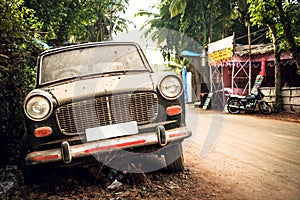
55,92,158,135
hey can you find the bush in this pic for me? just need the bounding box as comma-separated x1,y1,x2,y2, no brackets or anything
0,0,42,166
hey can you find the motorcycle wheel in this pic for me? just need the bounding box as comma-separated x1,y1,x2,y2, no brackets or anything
227,99,241,114
258,101,272,115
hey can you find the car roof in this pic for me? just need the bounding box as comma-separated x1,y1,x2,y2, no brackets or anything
39,41,141,56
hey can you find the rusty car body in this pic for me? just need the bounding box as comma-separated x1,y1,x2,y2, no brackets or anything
21,42,191,183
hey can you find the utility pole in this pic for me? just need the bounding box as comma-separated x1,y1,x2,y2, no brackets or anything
248,24,252,94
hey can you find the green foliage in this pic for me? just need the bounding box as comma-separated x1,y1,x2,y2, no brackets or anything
248,0,277,26
247,0,300,111
141,0,300,74
139,0,240,73
167,0,238,45
248,0,299,50
248,0,300,74
0,0,131,166
0,0,43,165
140,0,247,54
137,1,182,59
169,0,187,18
25,0,131,44
247,0,283,48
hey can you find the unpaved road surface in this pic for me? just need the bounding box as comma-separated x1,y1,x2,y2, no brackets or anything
3,106,300,199
184,106,300,200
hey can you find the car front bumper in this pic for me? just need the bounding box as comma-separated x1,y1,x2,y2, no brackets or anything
25,126,191,165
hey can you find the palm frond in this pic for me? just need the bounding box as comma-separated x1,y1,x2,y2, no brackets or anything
169,0,187,18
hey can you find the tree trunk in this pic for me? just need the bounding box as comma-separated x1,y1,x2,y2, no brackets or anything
275,0,300,72
269,26,282,113
208,0,214,44
188,59,202,101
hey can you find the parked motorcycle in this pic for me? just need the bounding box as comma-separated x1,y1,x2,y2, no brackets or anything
227,88,272,114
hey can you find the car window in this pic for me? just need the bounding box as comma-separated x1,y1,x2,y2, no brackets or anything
40,45,148,84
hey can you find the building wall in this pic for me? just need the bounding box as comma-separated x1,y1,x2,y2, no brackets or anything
222,63,300,94
261,87,300,113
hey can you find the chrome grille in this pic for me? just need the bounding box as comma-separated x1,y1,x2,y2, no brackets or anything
56,92,158,135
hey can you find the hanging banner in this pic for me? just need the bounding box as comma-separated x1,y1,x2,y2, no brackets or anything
207,35,234,64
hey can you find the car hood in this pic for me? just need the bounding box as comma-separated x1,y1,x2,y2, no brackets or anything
41,73,155,105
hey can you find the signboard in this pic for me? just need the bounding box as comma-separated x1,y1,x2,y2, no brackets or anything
207,35,234,64
203,92,213,110
251,75,264,94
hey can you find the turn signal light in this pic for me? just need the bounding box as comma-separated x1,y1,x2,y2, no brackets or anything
34,127,52,138
166,105,182,116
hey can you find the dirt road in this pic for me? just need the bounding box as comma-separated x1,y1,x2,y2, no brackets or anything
184,106,300,200
4,106,300,199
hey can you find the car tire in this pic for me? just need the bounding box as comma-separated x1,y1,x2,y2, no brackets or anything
22,165,44,185
164,143,184,172
19,136,43,185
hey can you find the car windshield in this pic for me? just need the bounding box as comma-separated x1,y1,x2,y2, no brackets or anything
40,44,148,84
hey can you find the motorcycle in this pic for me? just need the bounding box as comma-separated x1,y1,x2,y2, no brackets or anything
227,88,272,115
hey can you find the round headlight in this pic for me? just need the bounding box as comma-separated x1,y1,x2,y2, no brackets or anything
158,75,183,100
25,95,52,121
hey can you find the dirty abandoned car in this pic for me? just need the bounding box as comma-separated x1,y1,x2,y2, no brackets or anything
21,42,191,183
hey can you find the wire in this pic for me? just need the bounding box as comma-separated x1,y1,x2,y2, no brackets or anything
252,30,267,43
235,27,269,41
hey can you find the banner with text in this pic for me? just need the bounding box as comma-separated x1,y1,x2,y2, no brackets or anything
207,35,234,64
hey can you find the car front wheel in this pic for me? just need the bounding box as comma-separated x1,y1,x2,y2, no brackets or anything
164,143,184,172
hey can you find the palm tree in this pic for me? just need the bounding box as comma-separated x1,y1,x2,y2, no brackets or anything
86,0,130,41
169,0,235,44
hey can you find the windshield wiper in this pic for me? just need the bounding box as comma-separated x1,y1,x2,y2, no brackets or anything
100,70,127,76
50,69,149,82
99,69,149,77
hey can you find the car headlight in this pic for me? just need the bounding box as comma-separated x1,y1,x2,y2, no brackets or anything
158,74,183,100
25,94,53,121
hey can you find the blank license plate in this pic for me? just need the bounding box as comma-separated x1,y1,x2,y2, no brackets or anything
85,121,138,142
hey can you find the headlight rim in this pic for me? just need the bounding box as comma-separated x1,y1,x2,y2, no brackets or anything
24,92,53,121
158,74,183,100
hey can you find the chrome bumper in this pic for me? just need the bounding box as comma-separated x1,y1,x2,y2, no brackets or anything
25,127,191,165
